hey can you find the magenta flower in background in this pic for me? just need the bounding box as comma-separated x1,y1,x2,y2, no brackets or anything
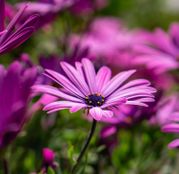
39,43,89,77
71,17,143,69
70,17,176,90
99,105,139,151
70,0,108,14
42,148,57,171
100,125,118,153
100,105,140,125
0,61,38,149
33,58,156,121
161,94,179,149
132,68,175,91
134,23,179,74
0,1,39,55
150,94,179,126
70,17,143,69
16,0,74,28
99,100,161,151
3,3,16,22
16,0,107,30
17,0,73,15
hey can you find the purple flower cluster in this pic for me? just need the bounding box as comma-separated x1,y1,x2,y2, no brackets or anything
68,17,179,149
0,0,178,165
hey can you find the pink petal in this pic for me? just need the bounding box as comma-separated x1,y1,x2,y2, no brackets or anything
32,85,82,102
44,101,85,113
0,3,28,44
101,126,117,138
96,66,111,93
70,104,86,113
168,139,179,149
60,61,89,95
119,79,151,91
102,98,127,108
101,70,136,97
82,58,97,93
17,2,55,15
169,23,179,47
162,123,179,133
170,112,179,122
125,101,148,107
102,110,114,118
152,28,178,56
45,69,85,97
89,107,103,121
0,30,7,36
105,86,155,107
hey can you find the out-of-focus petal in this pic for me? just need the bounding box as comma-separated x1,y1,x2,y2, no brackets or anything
168,139,179,149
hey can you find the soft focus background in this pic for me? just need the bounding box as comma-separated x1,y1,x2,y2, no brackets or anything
0,0,179,174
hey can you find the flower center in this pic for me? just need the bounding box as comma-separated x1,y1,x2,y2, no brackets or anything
85,94,105,107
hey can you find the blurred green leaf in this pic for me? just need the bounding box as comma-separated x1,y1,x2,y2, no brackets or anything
47,167,55,174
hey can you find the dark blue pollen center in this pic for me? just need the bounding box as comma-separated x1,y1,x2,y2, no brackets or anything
85,94,105,107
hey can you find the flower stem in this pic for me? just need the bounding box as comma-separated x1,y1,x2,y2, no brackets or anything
2,158,9,174
71,119,97,174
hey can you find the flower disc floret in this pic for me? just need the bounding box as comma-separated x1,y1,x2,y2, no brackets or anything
85,93,105,107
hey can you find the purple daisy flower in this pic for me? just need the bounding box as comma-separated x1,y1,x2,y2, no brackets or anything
134,23,179,73
0,1,39,55
0,61,38,149
70,17,144,69
150,94,178,126
33,58,156,121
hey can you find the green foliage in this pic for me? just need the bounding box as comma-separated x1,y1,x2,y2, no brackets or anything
47,167,56,174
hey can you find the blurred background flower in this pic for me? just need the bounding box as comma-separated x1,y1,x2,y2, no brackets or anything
0,1,39,55
0,60,37,149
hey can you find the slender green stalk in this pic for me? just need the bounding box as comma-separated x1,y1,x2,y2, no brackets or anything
2,158,9,174
71,119,97,174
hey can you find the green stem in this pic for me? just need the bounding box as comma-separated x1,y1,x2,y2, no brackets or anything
71,119,97,174
2,158,9,174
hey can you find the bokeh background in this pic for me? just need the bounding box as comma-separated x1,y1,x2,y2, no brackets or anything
1,0,179,174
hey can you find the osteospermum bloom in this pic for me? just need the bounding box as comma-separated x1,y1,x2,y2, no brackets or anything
0,61,37,148
134,23,179,73
150,94,178,126
70,17,143,69
0,1,39,54
33,58,156,121
17,0,73,28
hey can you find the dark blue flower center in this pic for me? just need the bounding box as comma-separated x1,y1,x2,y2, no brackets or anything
85,94,105,107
